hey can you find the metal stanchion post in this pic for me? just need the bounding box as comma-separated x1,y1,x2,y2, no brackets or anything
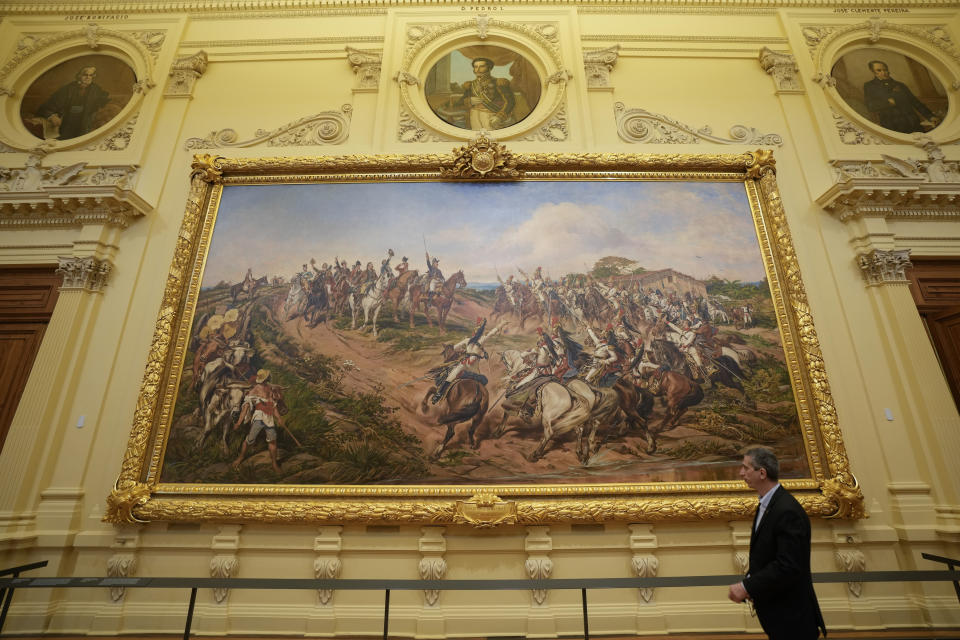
183,587,198,640
0,570,20,634
581,588,589,640
382,588,390,640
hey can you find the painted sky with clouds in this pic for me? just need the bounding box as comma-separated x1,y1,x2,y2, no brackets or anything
201,181,765,287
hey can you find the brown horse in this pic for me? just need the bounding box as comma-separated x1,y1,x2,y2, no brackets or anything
644,369,703,453
491,283,547,329
385,269,420,327
422,270,466,332
420,378,489,458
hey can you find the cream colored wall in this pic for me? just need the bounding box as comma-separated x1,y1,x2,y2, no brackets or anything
0,2,959,636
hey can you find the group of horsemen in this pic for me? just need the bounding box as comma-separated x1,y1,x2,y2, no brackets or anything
428,266,750,406
279,249,448,320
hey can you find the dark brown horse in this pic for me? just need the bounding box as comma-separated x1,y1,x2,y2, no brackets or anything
644,368,703,452
422,270,466,332
420,378,489,458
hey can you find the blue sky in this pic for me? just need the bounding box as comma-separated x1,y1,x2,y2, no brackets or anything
200,181,765,286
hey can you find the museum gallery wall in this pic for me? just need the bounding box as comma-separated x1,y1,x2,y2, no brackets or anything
0,2,958,637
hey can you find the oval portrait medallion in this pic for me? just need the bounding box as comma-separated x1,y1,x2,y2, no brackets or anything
19,54,138,141
425,46,541,131
832,48,947,134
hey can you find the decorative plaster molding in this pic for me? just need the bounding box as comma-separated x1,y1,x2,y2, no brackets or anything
181,36,383,48
83,114,140,151
632,555,659,603
57,256,113,292
346,47,381,91
832,109,889,146
394,71,419,87
313,525,342,605
165,51,208,98
857,249,913,286
475,14,491,40
0,158,148,229
210,525,241,604
524,526,552,606
583,45,620,89
519,107,567,142
184,106,351,149
133,30,167,57
810,20,960,73
615,103,783,146
397,107,447,143
628,524,658,604
106,553,136,601
0,26,157,98
758,47,803,94
834,533,866,597
418,526,446,607
734,551,749,575
821,141,960,222
535,23,560,44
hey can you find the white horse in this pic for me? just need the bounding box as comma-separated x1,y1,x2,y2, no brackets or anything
350,268,391,337
496,349,618,463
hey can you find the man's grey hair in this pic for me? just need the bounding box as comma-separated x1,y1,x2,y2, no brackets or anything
744,446,779,481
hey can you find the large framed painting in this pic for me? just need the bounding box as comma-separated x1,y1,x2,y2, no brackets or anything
106,139,864,526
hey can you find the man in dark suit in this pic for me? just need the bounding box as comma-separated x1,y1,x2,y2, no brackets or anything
728,447,826,639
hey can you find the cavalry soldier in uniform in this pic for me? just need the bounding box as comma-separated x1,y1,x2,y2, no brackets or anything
395,255,410,275
429,318,504,404
425,251,445,301
584,324,621,385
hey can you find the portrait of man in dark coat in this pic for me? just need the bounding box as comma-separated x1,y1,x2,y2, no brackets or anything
27,65,111,140
863,60,941,134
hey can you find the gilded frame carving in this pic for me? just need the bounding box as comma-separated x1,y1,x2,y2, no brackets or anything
106,144,864,527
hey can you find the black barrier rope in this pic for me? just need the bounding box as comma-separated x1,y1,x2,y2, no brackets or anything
1,563,957,639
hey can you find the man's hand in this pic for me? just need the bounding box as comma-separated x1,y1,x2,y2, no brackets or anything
48,114,62,127
728,582,749,603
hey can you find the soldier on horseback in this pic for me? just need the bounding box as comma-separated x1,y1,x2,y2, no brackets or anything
425,251,444,302
583,324,621,386
429,317,504,404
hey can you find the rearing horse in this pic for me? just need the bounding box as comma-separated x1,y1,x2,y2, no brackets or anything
422,270,466,332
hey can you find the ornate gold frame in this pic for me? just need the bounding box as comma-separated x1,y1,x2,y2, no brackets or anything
105,140,864,527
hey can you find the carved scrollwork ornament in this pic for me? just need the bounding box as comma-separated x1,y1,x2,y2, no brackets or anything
190,154,225,183
441,134,522,180
745,149,776,179
857,249,913,286
821,476,867,519
104,482,151,524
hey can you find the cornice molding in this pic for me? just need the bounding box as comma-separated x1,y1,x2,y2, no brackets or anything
0,158,150,229
818,139,960,222
0,0,954,16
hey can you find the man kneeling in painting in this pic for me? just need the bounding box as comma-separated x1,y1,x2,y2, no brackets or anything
232,368,286,473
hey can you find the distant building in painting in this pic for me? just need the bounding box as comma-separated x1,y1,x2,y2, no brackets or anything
610,268,707,298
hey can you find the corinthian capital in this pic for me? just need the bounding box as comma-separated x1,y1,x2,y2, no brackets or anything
56,256,113,292
856,249,912,286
